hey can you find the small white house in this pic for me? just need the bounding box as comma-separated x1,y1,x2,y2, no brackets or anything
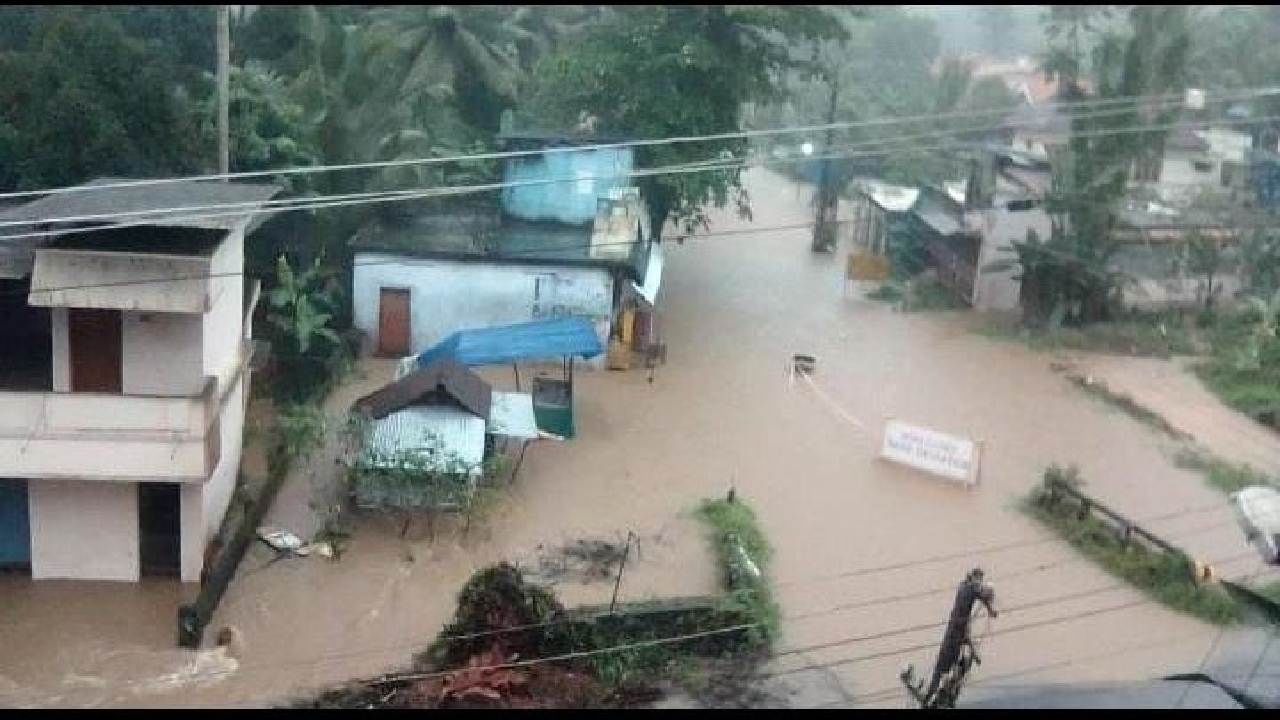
351,135,657,366
0,178,280,583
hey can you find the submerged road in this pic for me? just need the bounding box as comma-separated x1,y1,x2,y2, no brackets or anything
1,168,1277,708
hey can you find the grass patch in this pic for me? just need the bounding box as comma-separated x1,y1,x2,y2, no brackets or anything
977,311,1201,359
1194,361,1280,431
1064,374,1192,442
1025,466,1242,625
1172,447,1278,494
695,495,779,649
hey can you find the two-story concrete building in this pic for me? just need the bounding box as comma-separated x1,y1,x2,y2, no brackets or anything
0,178,279,583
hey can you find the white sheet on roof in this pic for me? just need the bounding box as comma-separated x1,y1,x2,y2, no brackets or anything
860,181,920,213
489,391,540,439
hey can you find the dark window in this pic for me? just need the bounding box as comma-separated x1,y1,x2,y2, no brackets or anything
1193,160,1214,174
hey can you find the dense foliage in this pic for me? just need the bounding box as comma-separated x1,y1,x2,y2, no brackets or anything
521,5,850,235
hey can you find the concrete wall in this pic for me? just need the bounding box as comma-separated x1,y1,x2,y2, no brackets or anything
352,253,615,363
29,480,139,581
28,249,212,313
203,226,245,382
191,375,245,582
123,311,205,396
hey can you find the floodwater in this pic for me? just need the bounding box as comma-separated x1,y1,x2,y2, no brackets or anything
2,168,1278,708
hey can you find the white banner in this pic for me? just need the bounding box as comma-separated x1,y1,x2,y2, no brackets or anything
880,419,982,487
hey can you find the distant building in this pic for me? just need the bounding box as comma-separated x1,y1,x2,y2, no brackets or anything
350,132,661,367
0,178,280,582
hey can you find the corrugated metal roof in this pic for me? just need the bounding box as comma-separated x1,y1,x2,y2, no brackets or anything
0,178,281,234
360,405,486,473
489,391,540,440
354,358,493,420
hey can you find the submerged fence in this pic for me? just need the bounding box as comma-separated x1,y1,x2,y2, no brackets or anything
1037,471,1204,582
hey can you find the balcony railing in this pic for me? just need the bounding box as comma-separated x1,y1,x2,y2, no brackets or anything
0,378,220,481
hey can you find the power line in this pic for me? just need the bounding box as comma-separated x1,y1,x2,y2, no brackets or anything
2,84,1272,203
162,520,1251,686
764,569,1261,688
1,107,1274,242
776,550,1258,661
774,497,1230,589
1,220,830,299
0,95,1196,231
782,512,1240,622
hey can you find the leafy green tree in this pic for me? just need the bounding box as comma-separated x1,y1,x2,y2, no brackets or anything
196,61,321,190
995,6,1192,326
522,5,849,235
0,9,201,190
366,6,524,135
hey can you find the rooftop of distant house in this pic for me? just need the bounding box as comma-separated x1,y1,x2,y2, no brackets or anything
350,205,647,275
0,177,282,239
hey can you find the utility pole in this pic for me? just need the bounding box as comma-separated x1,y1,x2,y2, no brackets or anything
217,5,231,177
901,569,997,709
812,72,840,253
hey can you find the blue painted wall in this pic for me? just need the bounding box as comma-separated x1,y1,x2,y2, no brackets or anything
501,148,635,224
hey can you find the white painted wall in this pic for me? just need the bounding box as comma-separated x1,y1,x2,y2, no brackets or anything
123,311,205,396
203,227,245,382
352,253,615,363
192,375,245,582
29,480,139,581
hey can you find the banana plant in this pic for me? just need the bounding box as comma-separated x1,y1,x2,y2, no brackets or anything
266,253,341,357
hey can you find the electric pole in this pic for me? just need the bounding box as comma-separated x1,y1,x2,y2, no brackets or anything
901,569,997,709
812,72,840,253
217,5,231,177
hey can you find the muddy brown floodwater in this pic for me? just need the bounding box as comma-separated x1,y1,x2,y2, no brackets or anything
2,168,1277,708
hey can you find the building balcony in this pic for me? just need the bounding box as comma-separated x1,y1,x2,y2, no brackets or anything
0,378,221,482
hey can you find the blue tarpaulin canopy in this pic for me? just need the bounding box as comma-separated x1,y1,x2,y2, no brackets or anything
416,317,604,369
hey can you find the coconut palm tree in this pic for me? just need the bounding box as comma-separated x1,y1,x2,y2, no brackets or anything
366,6,524,134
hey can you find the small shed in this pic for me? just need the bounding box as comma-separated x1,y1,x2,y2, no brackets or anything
354,357,491,421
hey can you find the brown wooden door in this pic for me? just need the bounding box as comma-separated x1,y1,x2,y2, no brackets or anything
377,288,412,357
68,308,122,393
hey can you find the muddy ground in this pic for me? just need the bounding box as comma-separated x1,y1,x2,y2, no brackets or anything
2,168,1279,708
